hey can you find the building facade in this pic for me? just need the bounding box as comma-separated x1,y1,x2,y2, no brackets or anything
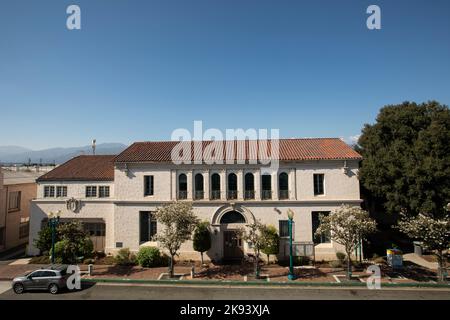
28,138,363,261
0,168,40,254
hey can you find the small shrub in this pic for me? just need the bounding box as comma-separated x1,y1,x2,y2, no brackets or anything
49,239,70,264
329,260,343,268
295,256,311,266
29,255,50,264
83,258,95,265
136,247,166,267
115,248,136,266
93,251,106,259
97,255,116,265
336,252,346,262
278,256,311,266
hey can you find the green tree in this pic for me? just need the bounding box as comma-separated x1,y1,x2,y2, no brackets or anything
34,225,56,254
358,101,450,219
152,202,199,278
261,225,279,264
193,221,211,265
49,221,93,263
315,205,377,279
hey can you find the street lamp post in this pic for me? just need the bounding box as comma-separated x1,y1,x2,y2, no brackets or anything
287,209,296,280
48,211,61,265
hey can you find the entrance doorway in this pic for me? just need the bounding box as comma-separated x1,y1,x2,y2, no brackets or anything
223,230,244,260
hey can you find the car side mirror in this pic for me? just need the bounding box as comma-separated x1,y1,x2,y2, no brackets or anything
27,276,33,280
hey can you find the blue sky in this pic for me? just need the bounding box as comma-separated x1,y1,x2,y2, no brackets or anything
1,0,449,149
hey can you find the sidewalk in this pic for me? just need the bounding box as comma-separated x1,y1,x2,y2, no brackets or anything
403,253,438,270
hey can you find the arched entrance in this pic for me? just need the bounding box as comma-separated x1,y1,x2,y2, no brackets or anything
218,210,247,261
211,204,255,261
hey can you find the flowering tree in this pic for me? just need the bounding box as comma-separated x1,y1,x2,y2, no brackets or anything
315,205,377,279
240,220,269,279
398,212,449,282
152,202,199,278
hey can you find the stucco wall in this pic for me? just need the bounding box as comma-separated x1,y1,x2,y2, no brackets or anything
112,160,360,202
1,182,36,252
28,160,361,261
37,181,114,199
28,200,115,256
111,202,350,261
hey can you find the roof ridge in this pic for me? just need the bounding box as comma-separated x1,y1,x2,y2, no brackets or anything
131,137,343,144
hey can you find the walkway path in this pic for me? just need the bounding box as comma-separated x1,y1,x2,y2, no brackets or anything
403,253,438,270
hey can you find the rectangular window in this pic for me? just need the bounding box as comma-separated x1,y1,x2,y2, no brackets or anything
144,176,154,196
19,221,29,239
56,186,67,198
44,186,55,198
140,211,157,243
312,211,331,244
84,223,106,237
8,191,21,212
85,186,97,198
279,220,294,238
99,186,110,198
313,174,324,195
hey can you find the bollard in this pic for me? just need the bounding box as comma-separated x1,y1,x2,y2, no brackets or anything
191,265,195,279
88,264,93,276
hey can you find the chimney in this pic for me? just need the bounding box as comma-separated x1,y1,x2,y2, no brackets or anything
92,139,96,155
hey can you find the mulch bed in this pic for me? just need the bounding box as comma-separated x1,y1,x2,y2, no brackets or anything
0,258,443,284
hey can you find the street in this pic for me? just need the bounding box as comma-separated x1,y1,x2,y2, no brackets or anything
0,281,449,300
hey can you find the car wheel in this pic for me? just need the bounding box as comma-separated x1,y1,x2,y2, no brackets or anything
13,283,24,294
48,283,59,294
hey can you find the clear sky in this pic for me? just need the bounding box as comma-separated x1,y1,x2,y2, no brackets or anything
1,0,449,149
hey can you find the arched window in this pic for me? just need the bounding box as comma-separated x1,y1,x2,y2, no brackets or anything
194,173,204,200
261,174,272,200
211,173,221,200
279,172,289,200
220,210,246,224
244,173,255,199
178,174,187,199
227,173,237,200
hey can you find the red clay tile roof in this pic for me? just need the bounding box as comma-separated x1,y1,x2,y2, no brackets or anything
114,138,362,163
37,155,115,182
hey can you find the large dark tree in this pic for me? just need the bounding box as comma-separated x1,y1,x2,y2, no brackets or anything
358,101,450,219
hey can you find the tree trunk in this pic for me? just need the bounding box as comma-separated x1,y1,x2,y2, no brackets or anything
436,250,446,283
169,254,174,278
200,252,204,265
255,255,260,279
346,250,352,280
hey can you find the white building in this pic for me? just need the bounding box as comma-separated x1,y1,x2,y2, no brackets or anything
28,138,362,261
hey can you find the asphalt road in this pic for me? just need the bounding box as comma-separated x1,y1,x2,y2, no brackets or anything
0,281,449,300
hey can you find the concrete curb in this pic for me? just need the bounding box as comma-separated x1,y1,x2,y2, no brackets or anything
81,277,450,289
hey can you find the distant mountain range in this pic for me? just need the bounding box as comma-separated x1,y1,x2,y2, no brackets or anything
0,143,128,164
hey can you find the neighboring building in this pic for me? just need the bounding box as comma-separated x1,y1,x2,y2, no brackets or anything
28,138,363,261
0,168,41,254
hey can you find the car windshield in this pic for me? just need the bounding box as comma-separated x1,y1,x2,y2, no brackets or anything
24,270,35,277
